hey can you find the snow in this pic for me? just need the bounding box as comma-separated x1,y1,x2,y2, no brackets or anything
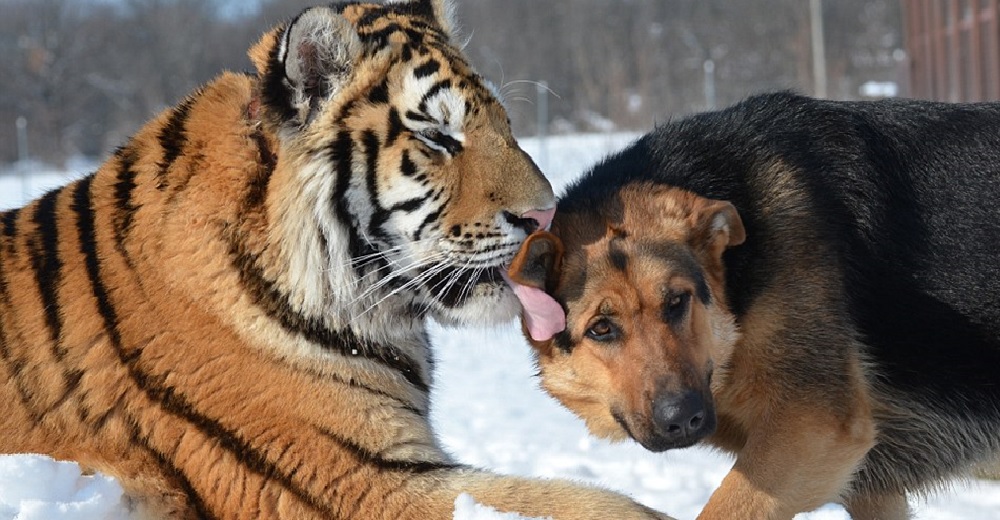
0,455,129,520
2,133,1000,519
453,494,549,520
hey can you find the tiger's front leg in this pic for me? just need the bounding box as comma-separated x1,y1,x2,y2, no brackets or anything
398,469,675,520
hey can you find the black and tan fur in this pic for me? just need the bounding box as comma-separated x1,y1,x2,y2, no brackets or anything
510,92,1000,519
0,2,670,519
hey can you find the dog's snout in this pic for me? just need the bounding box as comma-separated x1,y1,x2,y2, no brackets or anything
652,389,715,444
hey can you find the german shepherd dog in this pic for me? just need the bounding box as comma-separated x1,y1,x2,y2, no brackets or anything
505,92,1000,519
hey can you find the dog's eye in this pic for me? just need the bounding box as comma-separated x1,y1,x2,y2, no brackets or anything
585,319,620,342
665,292,691,322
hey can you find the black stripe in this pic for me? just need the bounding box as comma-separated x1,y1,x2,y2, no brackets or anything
363,130,392,243
315,425,460,474
113,148,139,265
77,390,117,431
261,24,297,124
341,479,375,520
72,175,307,519
73,175,124,349
331,131,364,256
430,131,463,155
31,187,65,353
412,59,440,79
404,110,433,123
46,368,83,412
368,79,390,105
0,227,36,423
400,150,417,177
225,232,429,393
362,24,403,49
126,359,333,517
386,108,405,147
434,45,467,67
402,28,427,47
2,209,19,253
157,97,196,190
168,147,205,204
123,418,218,520
414,197,447,239
0,327,42,424
245,130,275,212
389,195,429,213
418,79,451,113
330,131,379,267
0,215,11,303
355,7,386,28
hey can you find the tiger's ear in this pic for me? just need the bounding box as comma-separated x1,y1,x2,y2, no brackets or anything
388,0,457,38
260,6,363,128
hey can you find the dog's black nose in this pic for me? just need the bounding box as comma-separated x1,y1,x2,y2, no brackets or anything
652,389,715,443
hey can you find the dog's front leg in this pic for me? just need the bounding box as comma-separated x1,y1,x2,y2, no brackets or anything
843,490,910,520
698,403,877,519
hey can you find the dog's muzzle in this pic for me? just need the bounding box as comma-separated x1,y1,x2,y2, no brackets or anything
645,389,716,451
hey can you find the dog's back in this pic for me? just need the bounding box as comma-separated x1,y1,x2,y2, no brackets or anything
560,92,1000,497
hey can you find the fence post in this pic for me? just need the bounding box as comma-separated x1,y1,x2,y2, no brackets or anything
810,0,828,98
536,81,549,173
16,116,29,203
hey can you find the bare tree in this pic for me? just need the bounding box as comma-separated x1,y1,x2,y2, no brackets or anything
0,0,902,166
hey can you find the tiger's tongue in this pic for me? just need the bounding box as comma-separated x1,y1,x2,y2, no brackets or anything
501,271,565,342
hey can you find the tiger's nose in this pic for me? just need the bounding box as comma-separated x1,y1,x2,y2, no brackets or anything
504,208,555,234
522,208,555,231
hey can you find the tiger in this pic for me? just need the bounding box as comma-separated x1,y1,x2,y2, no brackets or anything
0,2,671,519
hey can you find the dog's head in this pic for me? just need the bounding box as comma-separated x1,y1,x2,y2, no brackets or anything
507,183,745,451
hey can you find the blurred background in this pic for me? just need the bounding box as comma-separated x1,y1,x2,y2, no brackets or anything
0,0,910,169
0,1,996,175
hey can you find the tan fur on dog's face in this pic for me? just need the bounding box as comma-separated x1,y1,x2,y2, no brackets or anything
512,183,744,451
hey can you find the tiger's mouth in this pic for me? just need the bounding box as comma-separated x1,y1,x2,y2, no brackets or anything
427,265,506,308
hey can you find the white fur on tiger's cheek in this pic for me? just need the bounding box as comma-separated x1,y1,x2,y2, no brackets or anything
432,284,521,327
274,161,342,317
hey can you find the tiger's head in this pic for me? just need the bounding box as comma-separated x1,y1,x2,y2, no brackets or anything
247,1,553,330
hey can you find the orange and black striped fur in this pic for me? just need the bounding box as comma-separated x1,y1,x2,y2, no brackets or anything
509,93,1000,519
0,2,670,519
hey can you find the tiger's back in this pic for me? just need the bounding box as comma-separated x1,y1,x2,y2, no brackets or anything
0,2,668,519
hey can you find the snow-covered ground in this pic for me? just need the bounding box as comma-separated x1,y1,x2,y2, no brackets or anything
2,133,999,519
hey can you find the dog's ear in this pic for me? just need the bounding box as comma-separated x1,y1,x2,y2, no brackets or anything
508,230,564,294
688,197,746,259
508,231,567,348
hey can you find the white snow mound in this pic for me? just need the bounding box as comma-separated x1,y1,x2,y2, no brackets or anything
453,493,551,520
0,454,131,520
